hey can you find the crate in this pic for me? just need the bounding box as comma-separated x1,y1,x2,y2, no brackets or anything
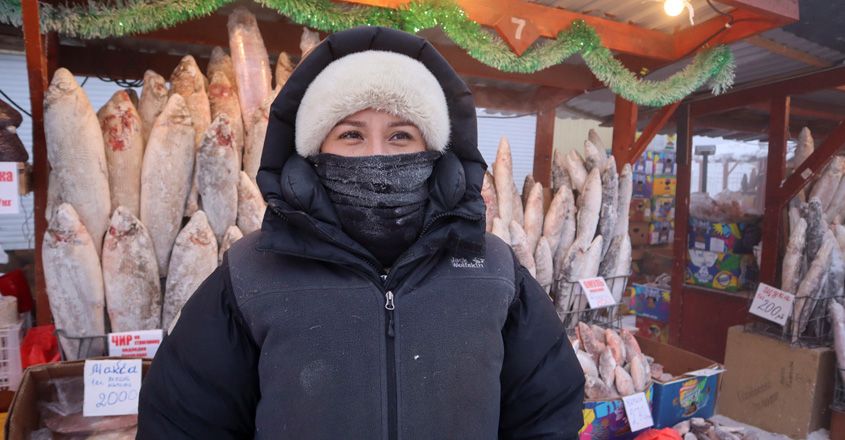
55,329,108,361
0,320,23,392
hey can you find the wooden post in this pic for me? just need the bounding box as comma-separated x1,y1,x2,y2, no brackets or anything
533,105,556,187
669,103,692,346
759,95,790,286
612,96,638,168
22,0,52,325
624,101,682,168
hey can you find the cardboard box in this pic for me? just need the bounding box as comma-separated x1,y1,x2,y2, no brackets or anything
634,153,655,176
630,222,650,246
638,337,723,428
719,325,836,439
649,221,674,245
630,198,652,222
651,196,675,222
632,283,670,323
636,316,669,343
633,172,653,198
5,359,152,440
688,218,760,255
580,385,654,439
651,151,677,176
652,176,677,197
685,250,757,292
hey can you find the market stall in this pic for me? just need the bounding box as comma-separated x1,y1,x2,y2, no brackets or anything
0,0,819,438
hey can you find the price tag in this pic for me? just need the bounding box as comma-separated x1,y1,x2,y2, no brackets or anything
749,282,794,326
622,392,654,432
0,162,19,214
108,329,164,359
83,359,142,417
578,277,616,309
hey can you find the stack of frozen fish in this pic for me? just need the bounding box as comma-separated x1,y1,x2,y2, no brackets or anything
483,131,633,325
572,322,654,399
41,8,317,358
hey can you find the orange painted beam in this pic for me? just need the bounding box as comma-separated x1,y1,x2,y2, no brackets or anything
625,101,681,167
612,96,638,165
715,0,799,23
342,0,677,61
759,95,789,286
673,8,786,58
21,0,51,325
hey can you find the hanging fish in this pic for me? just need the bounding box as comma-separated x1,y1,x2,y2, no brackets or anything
563,150,588,193
237,171,267,235
481,172,498,233
542,185,569,255
243,91,274,182
228,7,272,132
551,149,572,191
521,174,536,209
138,70,168,145
208,71,244,165
197,115,239,243
162,211,218,331
809,157,844,212
510,221,536,277
140,94,195,276
574,168,602,246
792,237,834,342
491,217,511,244
102,207,161,332
42,204,106,359
207,46,238,95
44,68,111,255
598,160,619,256
534,237,553,294
615,163,633,240
98,90,144,218
511,183,524,227
275,52,295,89
781,218,807,294
523,182,545,253
583,139,606,173
218,225,244,265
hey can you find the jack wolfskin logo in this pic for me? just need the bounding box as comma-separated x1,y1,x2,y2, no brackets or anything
451,257,485,269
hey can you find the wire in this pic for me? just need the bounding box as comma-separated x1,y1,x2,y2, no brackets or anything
477,112,537,119
706,0,734,25
0,89,31,118
96,75,143,88
80,76,89,87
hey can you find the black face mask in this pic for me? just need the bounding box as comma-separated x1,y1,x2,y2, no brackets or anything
309,151,441,268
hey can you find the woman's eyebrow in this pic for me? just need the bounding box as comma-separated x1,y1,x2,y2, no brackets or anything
388,121,414,128
336,119,365,127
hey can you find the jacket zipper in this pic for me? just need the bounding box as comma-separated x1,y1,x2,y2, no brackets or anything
383,277,397,440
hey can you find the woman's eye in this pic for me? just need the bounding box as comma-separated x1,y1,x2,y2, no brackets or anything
339,130,363,140
390,131,413,141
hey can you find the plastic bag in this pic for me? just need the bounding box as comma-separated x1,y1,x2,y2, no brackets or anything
635,428,682,440
21,325,60,369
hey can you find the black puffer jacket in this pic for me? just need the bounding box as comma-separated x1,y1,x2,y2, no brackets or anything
138,26,584,440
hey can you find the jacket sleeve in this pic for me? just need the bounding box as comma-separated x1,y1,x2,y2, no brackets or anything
499,263,586,440
137,264,260,439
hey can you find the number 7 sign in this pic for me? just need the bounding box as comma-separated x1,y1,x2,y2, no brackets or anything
493,15,540,56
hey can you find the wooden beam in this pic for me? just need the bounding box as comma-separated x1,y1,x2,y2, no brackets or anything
625,101,681,168
673,8,788,59
690,65,845,117
779,119,845,203
21,0,50,325
342,0,677,61
57,44,200,80
745,35,845,93
759,95,789,286
746,100,845,122
533,106,556,187
611,96,637,165
669,103,692,346
714,0,799,23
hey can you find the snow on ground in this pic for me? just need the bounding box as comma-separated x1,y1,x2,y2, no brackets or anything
711,415,830,440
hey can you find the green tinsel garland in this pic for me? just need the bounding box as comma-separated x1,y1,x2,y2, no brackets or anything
0,0,735,106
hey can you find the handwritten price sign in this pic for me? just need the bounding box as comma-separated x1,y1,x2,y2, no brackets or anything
578,277,616,309
749,282,794,326
83,359,142,417
622,392,654,432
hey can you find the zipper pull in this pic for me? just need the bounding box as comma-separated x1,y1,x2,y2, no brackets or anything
384,291,395,310
380,274,388,284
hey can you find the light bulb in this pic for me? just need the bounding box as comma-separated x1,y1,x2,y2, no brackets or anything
664,0,685,17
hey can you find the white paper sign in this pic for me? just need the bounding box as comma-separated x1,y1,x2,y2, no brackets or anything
749,282,794,326
578,277,616,309
622,392,654,432
0,163,19,214
108,329,164,358
687,367,725,377
83,359,142,417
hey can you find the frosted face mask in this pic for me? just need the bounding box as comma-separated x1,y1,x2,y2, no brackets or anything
309,151,441,267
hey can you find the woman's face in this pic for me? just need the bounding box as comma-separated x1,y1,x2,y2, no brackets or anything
319,109,427,156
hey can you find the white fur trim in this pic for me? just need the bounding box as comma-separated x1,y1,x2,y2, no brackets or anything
295,50,450,157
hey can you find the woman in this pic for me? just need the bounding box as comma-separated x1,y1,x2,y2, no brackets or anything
138,26,585,439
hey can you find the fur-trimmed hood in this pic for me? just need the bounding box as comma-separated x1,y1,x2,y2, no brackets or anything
256,26,487,272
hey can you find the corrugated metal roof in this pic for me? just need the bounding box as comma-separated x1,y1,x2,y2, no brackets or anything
528,0,729,32
563,27,845,132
